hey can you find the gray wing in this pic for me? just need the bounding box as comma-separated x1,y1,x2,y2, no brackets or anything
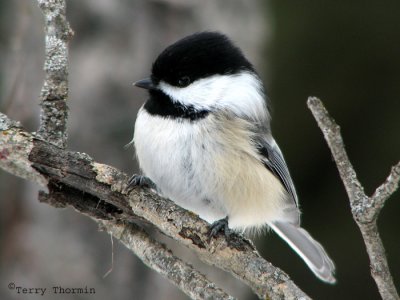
256,138,299,207
256,138,336,283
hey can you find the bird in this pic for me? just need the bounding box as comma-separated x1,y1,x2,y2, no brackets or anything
129,31,335,283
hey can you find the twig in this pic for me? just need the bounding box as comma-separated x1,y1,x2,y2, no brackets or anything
307,96,399,300
36,0,73,148
0,112,310,300
370,163,400,221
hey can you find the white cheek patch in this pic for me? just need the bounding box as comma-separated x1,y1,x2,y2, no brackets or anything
158,72,269,122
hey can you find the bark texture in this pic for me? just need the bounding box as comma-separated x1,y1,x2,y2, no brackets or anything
37,0,73,148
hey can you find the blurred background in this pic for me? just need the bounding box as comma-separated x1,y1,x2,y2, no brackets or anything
0,0,399,299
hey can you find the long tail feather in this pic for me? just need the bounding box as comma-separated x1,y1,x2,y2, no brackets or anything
268,221,336,283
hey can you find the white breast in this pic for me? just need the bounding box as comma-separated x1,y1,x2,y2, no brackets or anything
133,109,291,230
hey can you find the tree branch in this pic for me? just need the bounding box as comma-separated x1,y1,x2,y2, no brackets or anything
38,184,236,300
0,112,310,300
37,0,73,148
307,96,399,300
100,221,237,300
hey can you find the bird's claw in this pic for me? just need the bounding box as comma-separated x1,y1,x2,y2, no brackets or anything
126,174,156,191
208,216,231,242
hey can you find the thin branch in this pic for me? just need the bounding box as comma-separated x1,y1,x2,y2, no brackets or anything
306,97,367,214
371,162,400,220
307,96,399,300
101,221,237,300
38,183,236,300
36,0,73,148
0,112,310,300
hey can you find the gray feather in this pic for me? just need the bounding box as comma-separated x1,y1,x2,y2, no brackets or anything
269,221,336,283
256,138,298,207
255,136,300,225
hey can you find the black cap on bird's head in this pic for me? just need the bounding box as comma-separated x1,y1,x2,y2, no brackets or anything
134,32,267,122
144,32,254,88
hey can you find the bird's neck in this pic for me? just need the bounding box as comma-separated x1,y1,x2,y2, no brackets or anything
143,90,210,121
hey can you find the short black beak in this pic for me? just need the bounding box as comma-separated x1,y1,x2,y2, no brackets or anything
134,78,156,90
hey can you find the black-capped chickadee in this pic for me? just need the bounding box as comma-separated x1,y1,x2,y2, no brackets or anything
130,32,335,283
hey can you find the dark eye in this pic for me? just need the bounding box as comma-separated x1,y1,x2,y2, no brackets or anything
178,76,191,87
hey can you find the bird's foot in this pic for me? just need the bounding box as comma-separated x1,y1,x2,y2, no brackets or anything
208,217,246,249
208,216,231,241
126,174,156,192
